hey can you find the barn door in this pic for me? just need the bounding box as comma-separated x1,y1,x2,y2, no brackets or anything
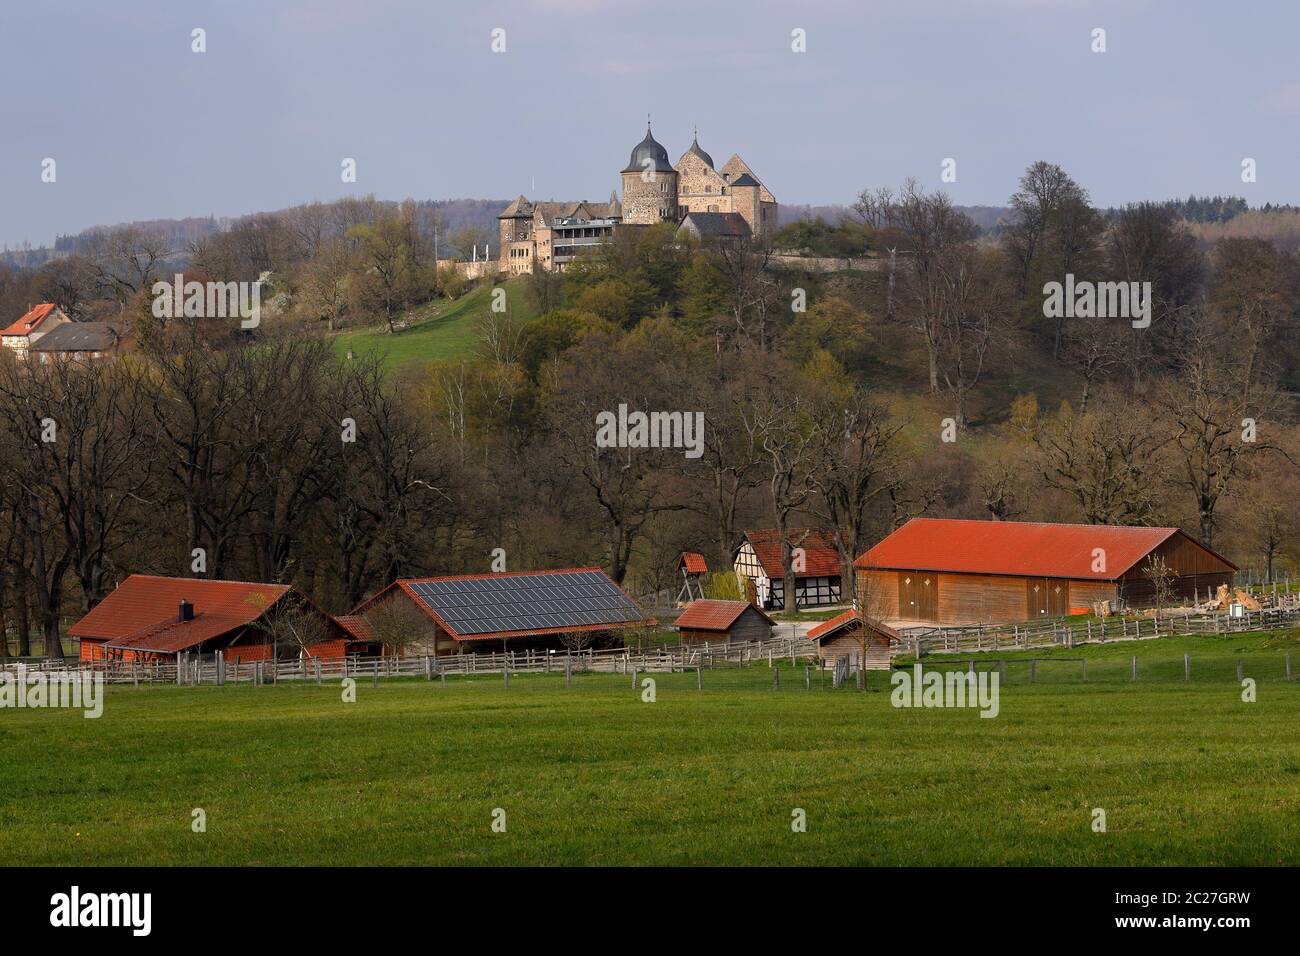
1027,579,1068,617
1027,578,1047,616
898,572,938,622
1046,580,1068,616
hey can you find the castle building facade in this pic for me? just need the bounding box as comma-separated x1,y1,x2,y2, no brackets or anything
498,124,777,273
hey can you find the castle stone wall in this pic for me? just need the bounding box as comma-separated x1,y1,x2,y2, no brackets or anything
621,170,679,224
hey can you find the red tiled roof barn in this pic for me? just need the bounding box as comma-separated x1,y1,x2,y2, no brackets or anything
70,575,363,662
854,518,1236,625
674,599,774,644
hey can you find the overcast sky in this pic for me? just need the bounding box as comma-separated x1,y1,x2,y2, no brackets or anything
2,0,1298,248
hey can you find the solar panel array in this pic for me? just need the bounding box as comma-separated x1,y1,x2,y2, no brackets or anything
406,570,645,637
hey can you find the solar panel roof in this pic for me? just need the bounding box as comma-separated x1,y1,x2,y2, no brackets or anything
404,570,646,637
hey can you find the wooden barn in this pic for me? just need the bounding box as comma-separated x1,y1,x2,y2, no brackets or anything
854,518,1237,626
734,528,843,611
350,567,651,655
71,575,366,662
674,600,775,644
806,609,900,669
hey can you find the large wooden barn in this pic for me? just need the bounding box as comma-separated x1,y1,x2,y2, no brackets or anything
854,519,1237,626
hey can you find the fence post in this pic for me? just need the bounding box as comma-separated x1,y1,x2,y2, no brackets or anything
631,666,637,690
504,666,510,689
315,658,322,687
1131,655,1138,682
1184,653,1190,681
565,656,573,690
805,664,810,690
773,666,780,690
696,665,702,691
1236,660,1244,683
373,660,379,688
1080,658,1087,682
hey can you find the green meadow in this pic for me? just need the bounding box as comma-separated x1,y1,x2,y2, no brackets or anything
330,281,538,371
3,632,1297,866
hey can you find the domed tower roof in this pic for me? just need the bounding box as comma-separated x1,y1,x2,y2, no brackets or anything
686,129,714,168
622,123,674,174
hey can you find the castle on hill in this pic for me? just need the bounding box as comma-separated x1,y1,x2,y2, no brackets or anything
497,124,777,274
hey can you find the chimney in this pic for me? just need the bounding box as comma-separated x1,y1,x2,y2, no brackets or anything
179,600,195,622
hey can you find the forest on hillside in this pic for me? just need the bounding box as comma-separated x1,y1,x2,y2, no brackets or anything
0,160,1297,653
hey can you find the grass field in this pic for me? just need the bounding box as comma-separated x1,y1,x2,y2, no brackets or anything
330,280,537,371
3,632,1298,866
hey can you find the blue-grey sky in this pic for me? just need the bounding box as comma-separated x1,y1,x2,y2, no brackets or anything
2,0,1298,248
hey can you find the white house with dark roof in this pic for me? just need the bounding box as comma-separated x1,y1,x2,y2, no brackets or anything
1,304,72,358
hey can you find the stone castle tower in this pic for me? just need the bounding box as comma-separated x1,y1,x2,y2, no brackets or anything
495,124,777,274
619,123,679,225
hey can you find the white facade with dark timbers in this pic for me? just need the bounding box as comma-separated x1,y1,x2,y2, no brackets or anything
734,529,844,611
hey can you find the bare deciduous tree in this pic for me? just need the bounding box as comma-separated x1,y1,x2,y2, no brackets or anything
363,596,437,658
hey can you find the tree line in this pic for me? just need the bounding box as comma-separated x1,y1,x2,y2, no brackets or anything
0,160,1298,655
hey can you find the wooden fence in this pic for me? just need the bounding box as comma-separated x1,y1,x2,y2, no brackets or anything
892,651,1295,684
5,593,1299,687
901,598,1300,658
0,635,820,686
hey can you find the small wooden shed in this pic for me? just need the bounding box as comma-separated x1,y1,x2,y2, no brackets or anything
807,609,900,669
675,600,775,645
